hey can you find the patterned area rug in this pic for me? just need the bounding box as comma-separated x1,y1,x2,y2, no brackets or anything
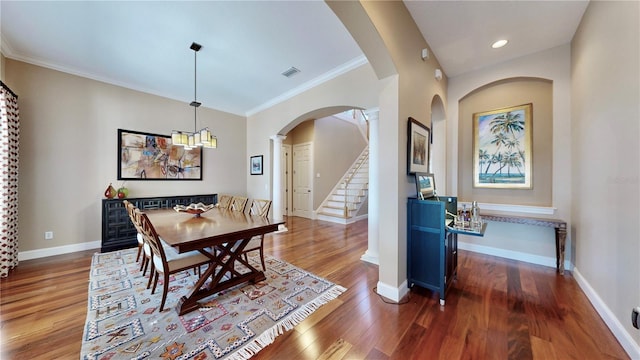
81,248,346,360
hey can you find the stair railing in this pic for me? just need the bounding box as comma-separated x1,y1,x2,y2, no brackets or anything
343,151,369,218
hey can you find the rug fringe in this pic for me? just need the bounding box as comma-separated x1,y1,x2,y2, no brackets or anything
226,285,347,360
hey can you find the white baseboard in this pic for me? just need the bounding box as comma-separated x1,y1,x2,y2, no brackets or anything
458,241,572,271
376,279,409,303
573,267,640,359
19,240,101,261
360,250,379,265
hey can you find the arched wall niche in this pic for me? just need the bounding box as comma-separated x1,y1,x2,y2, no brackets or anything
277,105,365,135
430,94,447,195
457,76,554,206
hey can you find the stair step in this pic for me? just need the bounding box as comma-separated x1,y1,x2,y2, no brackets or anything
318,211,347,219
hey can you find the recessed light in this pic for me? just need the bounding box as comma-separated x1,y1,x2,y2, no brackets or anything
492,39,508,49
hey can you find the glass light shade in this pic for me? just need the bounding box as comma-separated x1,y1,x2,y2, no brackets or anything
171,131,182,146
188,134,195,147
209,137,217,148
194,132,202,146
180,133,188,145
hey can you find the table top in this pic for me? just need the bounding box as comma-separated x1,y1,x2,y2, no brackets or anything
145,208,285,253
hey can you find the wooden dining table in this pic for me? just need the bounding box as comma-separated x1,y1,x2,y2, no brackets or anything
145,207,285,315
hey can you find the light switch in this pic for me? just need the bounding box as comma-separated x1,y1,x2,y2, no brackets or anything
316,173,320,178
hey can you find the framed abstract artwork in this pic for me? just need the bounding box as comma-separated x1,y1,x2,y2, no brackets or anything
118,129,202,180
472,103,532,189
250,155,263,175
407,117,430,174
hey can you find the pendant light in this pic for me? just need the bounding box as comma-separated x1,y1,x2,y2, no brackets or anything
172,42,217,149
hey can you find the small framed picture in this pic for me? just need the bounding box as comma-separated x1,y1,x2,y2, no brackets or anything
407,117,430,174
250,155,263,175
415,172,436,200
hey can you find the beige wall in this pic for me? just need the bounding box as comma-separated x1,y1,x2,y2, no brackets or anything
571,0,640,354
458,78,553,206
288,119,314,144
1,53,5,81
5,59,247,254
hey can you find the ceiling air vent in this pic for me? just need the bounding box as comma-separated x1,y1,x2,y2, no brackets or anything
281,67,300,78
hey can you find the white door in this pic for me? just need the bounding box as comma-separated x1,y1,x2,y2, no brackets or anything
293,143,312,218
281,144,292,216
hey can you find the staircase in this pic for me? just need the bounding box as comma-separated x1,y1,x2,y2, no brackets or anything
317,147,369,224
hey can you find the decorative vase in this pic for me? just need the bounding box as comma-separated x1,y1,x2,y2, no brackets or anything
104,183,117,199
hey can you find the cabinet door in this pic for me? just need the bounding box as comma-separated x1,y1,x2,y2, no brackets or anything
408,228,442,291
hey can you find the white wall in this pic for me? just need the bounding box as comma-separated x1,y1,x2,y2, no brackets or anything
571,1,640,356
447,45,573,268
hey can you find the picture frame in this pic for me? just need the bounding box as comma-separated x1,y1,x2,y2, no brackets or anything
415,172,436,200
118,129,202,180
250,155,263,175
407,117,430,174
473,103,533,189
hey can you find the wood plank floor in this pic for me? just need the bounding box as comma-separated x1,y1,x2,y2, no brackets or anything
0,216,629,359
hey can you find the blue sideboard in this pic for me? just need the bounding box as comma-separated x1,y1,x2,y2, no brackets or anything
407,196,458,305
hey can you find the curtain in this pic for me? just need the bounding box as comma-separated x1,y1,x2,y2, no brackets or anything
0,81,19,277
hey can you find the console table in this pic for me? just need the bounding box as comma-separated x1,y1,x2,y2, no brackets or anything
480,213,567,273
101,193,217,252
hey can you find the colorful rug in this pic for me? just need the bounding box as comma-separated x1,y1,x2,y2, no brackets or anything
81,248,346,360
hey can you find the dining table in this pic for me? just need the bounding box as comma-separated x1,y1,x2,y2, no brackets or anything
144,207,285,315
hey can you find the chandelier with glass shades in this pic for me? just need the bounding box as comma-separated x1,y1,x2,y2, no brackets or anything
172,42,217,149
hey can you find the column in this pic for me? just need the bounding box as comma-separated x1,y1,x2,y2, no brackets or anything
361,108,379,265
271,134,288,232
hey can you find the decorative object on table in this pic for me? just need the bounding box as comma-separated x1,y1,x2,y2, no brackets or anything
250,155,263,175
116,183,129,198
407,117,430,174
118,129,203,180
171,42,217,149
103,183,116,199
470,201,482,229
473,103,532,189
414,172,435,200
173,202,215,217
81,248,347,360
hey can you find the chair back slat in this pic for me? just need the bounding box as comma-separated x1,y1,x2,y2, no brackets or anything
230,196,248,212
250,199,272,217
135,209,169,266
218,195,232,209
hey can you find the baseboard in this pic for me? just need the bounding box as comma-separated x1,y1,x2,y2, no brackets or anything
573,267,640,359
360,250,379,265
19,240,101,261
458,241,572,271
376,279,409,303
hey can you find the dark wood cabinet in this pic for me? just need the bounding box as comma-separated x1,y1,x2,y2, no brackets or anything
407,196,458,305
101,194,217,252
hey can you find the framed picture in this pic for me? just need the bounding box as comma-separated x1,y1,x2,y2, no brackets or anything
250,155,263,175
473,103,532,189
415,172,436,200
118,129,202,180
407,117,430,174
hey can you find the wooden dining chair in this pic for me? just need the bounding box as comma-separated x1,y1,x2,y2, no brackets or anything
123,200,152,275
135,208,211,312
242,199,272,270
217,194,232,209
230,196,248,212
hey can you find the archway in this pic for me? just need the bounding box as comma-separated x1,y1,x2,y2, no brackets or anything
430,95,447,194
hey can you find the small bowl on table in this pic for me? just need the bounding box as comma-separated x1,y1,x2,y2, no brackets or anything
173,203,215,217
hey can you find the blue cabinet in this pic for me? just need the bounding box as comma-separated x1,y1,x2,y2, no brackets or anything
407,197,458,305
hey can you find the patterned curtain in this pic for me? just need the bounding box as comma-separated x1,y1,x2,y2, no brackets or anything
0,81,19,277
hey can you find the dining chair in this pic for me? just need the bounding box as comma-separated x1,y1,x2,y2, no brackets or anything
123,200,152,275
242,199,272,270
230,196,248,212
217,194,232,209
135,208,211,312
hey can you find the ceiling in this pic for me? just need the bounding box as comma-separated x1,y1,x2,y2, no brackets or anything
1,1,588,117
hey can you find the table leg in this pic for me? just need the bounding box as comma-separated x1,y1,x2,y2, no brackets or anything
555,225,567,274
176,238,266,315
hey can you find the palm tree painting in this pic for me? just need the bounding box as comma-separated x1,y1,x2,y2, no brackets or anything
473,103,532,189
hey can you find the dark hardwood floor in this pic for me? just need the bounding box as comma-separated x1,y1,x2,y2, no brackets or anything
0,217,629,359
